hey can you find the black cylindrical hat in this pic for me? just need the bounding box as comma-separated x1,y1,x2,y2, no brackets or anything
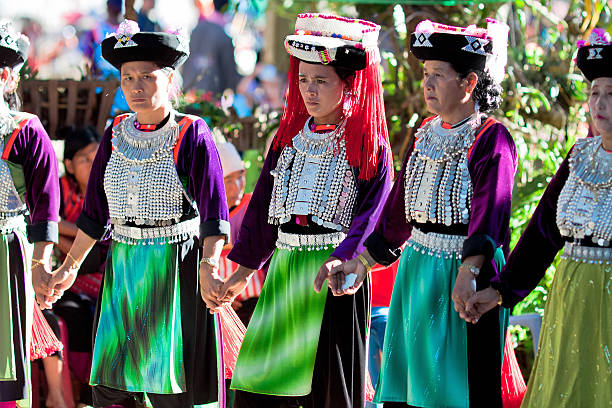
101,20,189,70
0,20,29,69
576,29,611,82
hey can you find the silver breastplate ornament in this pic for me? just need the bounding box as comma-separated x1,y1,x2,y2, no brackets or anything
0,111,26,219
268,119,358,232
103,112,186,227
404,114,482,226
556,136,612,246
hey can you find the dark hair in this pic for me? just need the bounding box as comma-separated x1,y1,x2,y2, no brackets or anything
451,65,502,113
59,125,101,161
334,66,356,81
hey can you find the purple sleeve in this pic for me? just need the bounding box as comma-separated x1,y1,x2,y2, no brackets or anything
227,149,280,270
77,126,112,240
175,118,230,240
462,123,518,270
490,155,569,307
6,116,60,243
331,149,393,261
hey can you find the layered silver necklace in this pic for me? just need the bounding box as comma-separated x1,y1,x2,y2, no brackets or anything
104,112,185,226
404,114,482,226
0,110,26,218
268,118,357,232
557,136,612,246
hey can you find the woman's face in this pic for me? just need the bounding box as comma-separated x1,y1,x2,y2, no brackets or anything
224,169,246,208
298,61,346,124
422,60,472,119
589,77,612,138
64,142,99,190
120,61,171,115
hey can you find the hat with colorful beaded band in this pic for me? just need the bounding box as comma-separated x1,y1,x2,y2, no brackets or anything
0,20,29,69
576,29,612,82
284,13,380,71
101,20,189,70
410,18,509,84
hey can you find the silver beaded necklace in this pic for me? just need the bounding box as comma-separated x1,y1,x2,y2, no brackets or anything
556,136,612,246
268,118,358,232
404,114,482,226
104,112,186,226
0,110,26,218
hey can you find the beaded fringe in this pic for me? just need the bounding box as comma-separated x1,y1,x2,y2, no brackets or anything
406,228,465,260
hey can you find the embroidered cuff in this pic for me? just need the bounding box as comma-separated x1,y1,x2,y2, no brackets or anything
462,233,496,262
27,221,58,243
364,231,402,266
200,219,230,243
76,212,111,241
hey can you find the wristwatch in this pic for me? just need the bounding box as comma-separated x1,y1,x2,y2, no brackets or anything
460,263,480,277
200,257,219,268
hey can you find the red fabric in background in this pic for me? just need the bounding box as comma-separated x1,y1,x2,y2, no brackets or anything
370,260,399,307
502,331,527,407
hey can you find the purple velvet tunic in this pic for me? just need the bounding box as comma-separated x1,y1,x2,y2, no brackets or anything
3,114,60,243
228,144,393,270
77,114,229,241
490,155,570,307
366,118,517,279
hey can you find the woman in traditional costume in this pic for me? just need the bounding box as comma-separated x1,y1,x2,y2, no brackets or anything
332,19,516,407
0,19,61,407
218,13,393,407
466,28,612,407
48,20,230,408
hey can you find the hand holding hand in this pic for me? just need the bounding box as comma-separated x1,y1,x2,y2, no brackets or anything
199,261,225,313
31,260,54,309
218,265,254,305
47,262,79,303
464,287,501,322
452,266,478,323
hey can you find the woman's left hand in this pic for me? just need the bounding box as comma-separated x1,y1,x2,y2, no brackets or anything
313,257,342,293
452,266,478,323
199,262,225,313
32,261,54,309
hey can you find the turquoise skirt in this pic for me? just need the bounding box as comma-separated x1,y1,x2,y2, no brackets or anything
375,239,507,407
375,241,469,407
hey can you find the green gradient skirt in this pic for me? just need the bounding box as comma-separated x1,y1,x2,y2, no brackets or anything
90,241,185,394
231,246,332,396
522,258,611,407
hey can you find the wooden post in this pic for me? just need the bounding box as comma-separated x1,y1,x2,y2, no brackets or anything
124,0,137,22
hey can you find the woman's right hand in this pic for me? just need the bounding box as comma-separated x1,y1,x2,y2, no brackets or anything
46,263,80,306
217,265,254,304
328,257,367,296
